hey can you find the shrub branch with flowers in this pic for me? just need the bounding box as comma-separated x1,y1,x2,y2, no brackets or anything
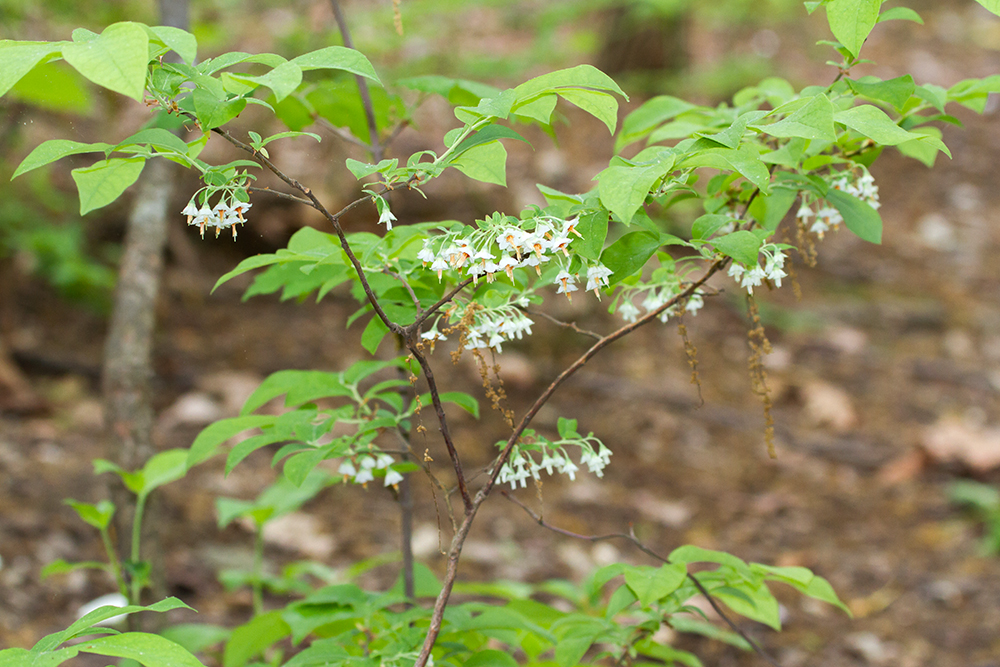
3,2,1000,666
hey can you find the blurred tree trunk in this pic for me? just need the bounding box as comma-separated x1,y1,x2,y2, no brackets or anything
103,0,188,622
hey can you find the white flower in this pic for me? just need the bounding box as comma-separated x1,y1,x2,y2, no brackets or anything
375,196,396,230
539,450,562,475
496,255,518,280
618,299,640,323
585,264,613,294
497,227,526,258
430,257,449,281
685,291,704,315
795,202,813,221
641,290,668,313
417,241,436,265
354,467,374,485
421,329,447,341
555,270,578,300
338,460,358,478
727,263,746,281
557,457,578,481
740,264,767,294
374,453,394,469
384,468,404,487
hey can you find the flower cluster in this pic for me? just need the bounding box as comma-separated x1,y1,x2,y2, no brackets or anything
182,195,252,240
797,167,880,239
417,215,600,290
615,282,704,324
497,441,612,490
338,452,403,487
727,244,787,295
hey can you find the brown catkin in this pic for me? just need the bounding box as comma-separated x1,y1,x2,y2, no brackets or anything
746,296,776,458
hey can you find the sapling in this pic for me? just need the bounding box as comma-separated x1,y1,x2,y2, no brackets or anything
2,2,999,666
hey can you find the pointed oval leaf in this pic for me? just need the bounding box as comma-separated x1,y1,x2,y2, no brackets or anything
187,415,276,468
711,230,762,266
150,26,197,65
62,22,149,101
825,187,882,244
0,41,64,98
451,140,507,186
77,633,206,667
291,46,381,84
826,0,880,59
12,139,113,179
71,157,146,214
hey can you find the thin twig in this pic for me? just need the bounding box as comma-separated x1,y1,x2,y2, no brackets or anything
407,346,472,509
383,267,422,317
248,186,312,206
407,278,473,333
501,491,783,667
527,308,601,340
313,115,371,150
330,0,383,161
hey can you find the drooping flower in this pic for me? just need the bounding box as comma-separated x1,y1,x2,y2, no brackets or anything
585,263,613,294
555,270,578,300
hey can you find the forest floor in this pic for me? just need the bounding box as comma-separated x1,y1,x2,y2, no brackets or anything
3,4,1000,667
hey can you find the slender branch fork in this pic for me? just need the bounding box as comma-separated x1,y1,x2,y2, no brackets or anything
500,491,784,667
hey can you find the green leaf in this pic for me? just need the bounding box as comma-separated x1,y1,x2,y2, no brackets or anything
117,128,190,154
877,6,923,23
41,559,109,578
696,110,767,149
826,0,880,59
9,61,92,113
597,164,663,225
599,231,661,284
464,649,518,667
71,157,146,215
77,633,206,667
241,370,353,416
681,146,771,194
239,61,302,103
61,22,149,101
212,253,288,292
708,581,781,630
557,89,620,133
424,391,480,419
291,46,381,84
192,87,247,130
836,104,917,145
617,95,697,151
712,230,762,266
12,139,114,179
187,415,276,468
847,75,915,111
974,0,1000,18
754,93,836,142
64,499,115,530
0,41,65,98
361,315,390,355
572,210,609,261
223,611,291,667
825,188,882,244
451,140,507,186
37,598,193,653
624,563,686,606
748,187,797,232
669,545,752,577
452,125,530,157
895,126,944,167
150,26,197,65
159,624,231,655
137,449,188,496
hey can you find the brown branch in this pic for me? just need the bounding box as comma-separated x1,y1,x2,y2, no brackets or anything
407,345,472,509
248,186,312,206
413,262,725,666
407,278,473,333
501,492,783,667
208,124,403,335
